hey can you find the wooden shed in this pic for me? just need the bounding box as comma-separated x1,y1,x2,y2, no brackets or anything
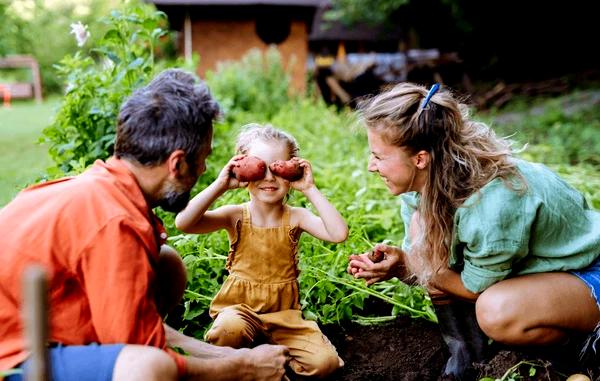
149,0,322,92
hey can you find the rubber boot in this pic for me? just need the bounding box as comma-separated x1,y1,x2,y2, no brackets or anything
434,300,489,380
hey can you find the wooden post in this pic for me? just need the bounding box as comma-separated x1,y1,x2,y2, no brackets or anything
184,11,193,64
0,84,11,107
22,265,50,381
30,60,43,104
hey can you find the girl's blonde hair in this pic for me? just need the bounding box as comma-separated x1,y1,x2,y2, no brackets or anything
235,123,299,158
359,83,524,284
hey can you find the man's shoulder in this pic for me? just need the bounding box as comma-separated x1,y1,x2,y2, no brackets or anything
15,169,146,228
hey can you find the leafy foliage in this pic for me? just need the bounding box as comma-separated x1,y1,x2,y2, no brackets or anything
478,360,546,381
488,95,600,167
40,2,188,176
325,0,409,26
205,47,293,121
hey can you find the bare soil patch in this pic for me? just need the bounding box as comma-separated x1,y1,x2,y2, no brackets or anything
318,315,600,381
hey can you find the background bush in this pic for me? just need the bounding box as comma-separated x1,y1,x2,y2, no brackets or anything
41,2,191,176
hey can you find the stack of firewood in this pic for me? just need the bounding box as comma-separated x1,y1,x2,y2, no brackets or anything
471,78,570,109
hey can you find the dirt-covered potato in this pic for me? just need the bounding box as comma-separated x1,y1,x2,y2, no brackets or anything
231,156,266,182
368,249,385,263
269,159,304,182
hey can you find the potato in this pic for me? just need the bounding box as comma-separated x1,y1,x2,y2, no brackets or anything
232,156,266,182
368,249,384,263
566,375,591,381
269,159,303,182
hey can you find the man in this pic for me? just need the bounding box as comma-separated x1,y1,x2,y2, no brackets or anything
0,69,288,381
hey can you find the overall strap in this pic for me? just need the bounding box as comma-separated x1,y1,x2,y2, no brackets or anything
242,203,251,225
282,205,291,227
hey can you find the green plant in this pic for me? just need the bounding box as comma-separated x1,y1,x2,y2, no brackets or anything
205,47,293,121
484,92,600,167
479,360,549,381
40,2,188,176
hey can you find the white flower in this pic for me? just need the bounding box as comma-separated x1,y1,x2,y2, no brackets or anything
64,82,75,94
70,21,90,47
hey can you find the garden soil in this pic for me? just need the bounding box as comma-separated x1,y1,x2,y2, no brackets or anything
318,315,600,381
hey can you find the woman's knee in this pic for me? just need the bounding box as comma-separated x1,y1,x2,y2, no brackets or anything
113,345,177,381
476,289,520,341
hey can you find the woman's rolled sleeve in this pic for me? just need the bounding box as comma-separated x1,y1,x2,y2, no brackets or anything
453,179,536,293
461,242,522,292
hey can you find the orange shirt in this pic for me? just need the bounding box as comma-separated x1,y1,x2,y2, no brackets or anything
0,157,185,375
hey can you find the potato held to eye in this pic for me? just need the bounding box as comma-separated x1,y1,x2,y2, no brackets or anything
269,159,304,182
231,156,267,182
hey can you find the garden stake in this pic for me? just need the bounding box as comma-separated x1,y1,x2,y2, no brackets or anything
23,265,51,381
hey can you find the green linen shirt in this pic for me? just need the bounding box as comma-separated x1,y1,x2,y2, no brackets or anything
400,159,600,293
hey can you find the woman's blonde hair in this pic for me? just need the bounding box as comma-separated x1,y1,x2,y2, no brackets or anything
235,123,299,158
359,83,524,284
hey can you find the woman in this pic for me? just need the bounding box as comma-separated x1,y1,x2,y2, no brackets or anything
347,83,600,379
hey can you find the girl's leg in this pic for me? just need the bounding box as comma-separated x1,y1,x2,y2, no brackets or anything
476,272,600,345
205,304,264,348
263,310,342,379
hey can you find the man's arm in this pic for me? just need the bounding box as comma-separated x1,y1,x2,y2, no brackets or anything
164,325,289,380
164,324,234,358
184,344,288,381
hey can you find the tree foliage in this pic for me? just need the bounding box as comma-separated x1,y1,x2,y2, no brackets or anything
41,2,189,176
324,0,409,26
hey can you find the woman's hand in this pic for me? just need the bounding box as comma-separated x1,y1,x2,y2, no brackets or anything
289,158,314,192
347,243,407,285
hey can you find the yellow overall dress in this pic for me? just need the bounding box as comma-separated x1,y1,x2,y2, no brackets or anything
206,204,343,377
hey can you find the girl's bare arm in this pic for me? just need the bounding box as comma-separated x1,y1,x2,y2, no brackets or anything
291,159,348,243
175,156,246,234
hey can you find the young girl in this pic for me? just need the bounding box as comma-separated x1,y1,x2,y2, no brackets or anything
176,123,348,378
347,83,600,378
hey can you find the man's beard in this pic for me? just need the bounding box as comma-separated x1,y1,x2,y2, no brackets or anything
157,189,191,213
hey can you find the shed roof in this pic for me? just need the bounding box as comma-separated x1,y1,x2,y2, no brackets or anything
149,0,322,6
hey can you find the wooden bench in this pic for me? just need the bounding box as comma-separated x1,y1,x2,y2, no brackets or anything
0,55,43,105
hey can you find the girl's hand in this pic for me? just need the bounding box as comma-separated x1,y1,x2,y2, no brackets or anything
217,155,249,190
347,243,407,285
289,158,315,192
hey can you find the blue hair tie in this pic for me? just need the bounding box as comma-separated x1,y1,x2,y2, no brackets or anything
421,83,440,109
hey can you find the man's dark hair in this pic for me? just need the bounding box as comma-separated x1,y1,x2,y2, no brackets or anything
115,68,220,168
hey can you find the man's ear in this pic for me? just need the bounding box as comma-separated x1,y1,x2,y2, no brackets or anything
414,150,430,170
166,149,187,177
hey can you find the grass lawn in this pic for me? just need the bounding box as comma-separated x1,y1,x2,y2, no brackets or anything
0,99,58,206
